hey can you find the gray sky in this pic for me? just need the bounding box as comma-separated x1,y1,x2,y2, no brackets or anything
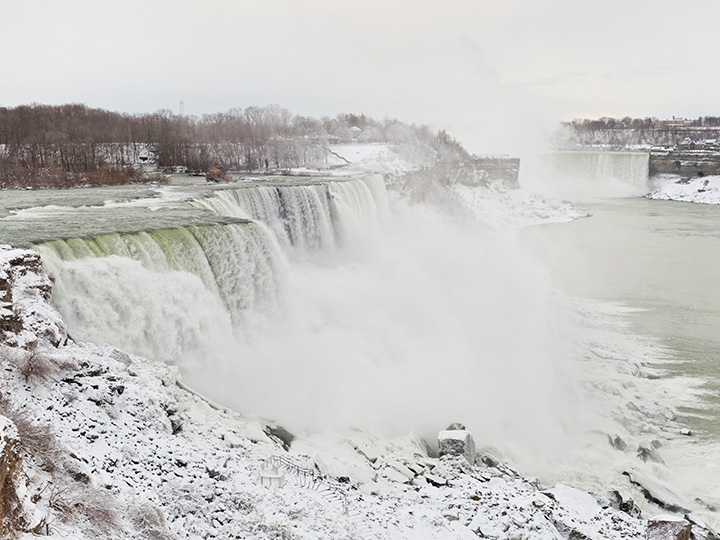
3,0,720,154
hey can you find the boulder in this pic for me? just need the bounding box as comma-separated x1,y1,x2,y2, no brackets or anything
608,434,627,451
623,471,690,514
637,440,665,464
611,490,643,518
438,425,476,465
0,416,27,536
646,518,692,540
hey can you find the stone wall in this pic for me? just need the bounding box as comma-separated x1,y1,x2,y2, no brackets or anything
649,153,720,178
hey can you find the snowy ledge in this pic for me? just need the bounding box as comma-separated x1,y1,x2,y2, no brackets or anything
647,175,720,205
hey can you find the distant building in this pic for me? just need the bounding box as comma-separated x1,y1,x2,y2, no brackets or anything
678,137,704,151
658,116,693,128
348,125,362,142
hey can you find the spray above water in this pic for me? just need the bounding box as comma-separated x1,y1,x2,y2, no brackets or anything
189,202,575,448
534,151,650,199
35,174,589,460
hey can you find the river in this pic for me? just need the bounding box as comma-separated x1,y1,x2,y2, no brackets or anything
522,197,720,438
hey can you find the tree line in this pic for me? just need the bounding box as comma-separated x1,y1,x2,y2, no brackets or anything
0,103,468,188
566,116,720,130
555,115,720,149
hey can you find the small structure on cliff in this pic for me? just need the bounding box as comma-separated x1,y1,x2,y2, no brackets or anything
438,423,477,465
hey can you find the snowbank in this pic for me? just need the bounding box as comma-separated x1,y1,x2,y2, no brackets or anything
451,181,588,231
647,175,720,205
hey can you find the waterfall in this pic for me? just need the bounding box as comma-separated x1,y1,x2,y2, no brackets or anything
33,175,390,364
35,222,286,364
542,151,649,197
189,175,389,252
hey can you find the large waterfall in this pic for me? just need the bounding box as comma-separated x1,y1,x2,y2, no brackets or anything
33,175,389,365
188,175,389,253
541,151,650,197
36,223,284,363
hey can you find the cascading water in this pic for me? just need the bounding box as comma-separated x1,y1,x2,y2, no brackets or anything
32,175,390,365
189,175,389,253
35,222,285,364
541,151,650,197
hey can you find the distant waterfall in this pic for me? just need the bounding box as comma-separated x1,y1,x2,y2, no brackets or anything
189,175,389,252
35,222,285,363
543,151,649,196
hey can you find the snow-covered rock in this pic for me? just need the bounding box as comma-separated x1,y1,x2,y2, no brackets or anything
624,471,692,514
438,426,477,465
451,180,588,231
646,517,692,540
0,246,66,348
647,175,720,205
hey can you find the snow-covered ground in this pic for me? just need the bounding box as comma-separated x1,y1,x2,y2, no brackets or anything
647,175,720,204
450,180,588,231
4,245,709,540
326,144,417,176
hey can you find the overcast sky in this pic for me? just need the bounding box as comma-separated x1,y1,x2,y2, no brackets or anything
3,0,720,154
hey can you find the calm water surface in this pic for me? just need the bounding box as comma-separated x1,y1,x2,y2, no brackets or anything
521,197,720,437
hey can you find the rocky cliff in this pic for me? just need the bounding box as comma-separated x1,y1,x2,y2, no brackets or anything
0,247,66,349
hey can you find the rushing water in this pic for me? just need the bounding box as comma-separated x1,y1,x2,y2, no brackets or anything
541,151,650,197
0,175,388,363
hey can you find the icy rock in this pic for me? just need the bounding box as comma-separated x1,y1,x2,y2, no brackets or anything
680,428,692,436
611,490,643,518
646,518,692,540
590,492,612,509
381,466,411,484
637,440,665,464
626,401,642,413
388,462,415,481
477,446,503,468
608,434,627,451
438,426,476,465
110,348,133,366
241,421,273,445
264,424,294,451
353,441,382,463
424,473,447,486
223,432,244,449
0,415,30,537
547,484,603,522
623,471,691,513
685,514,720,540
